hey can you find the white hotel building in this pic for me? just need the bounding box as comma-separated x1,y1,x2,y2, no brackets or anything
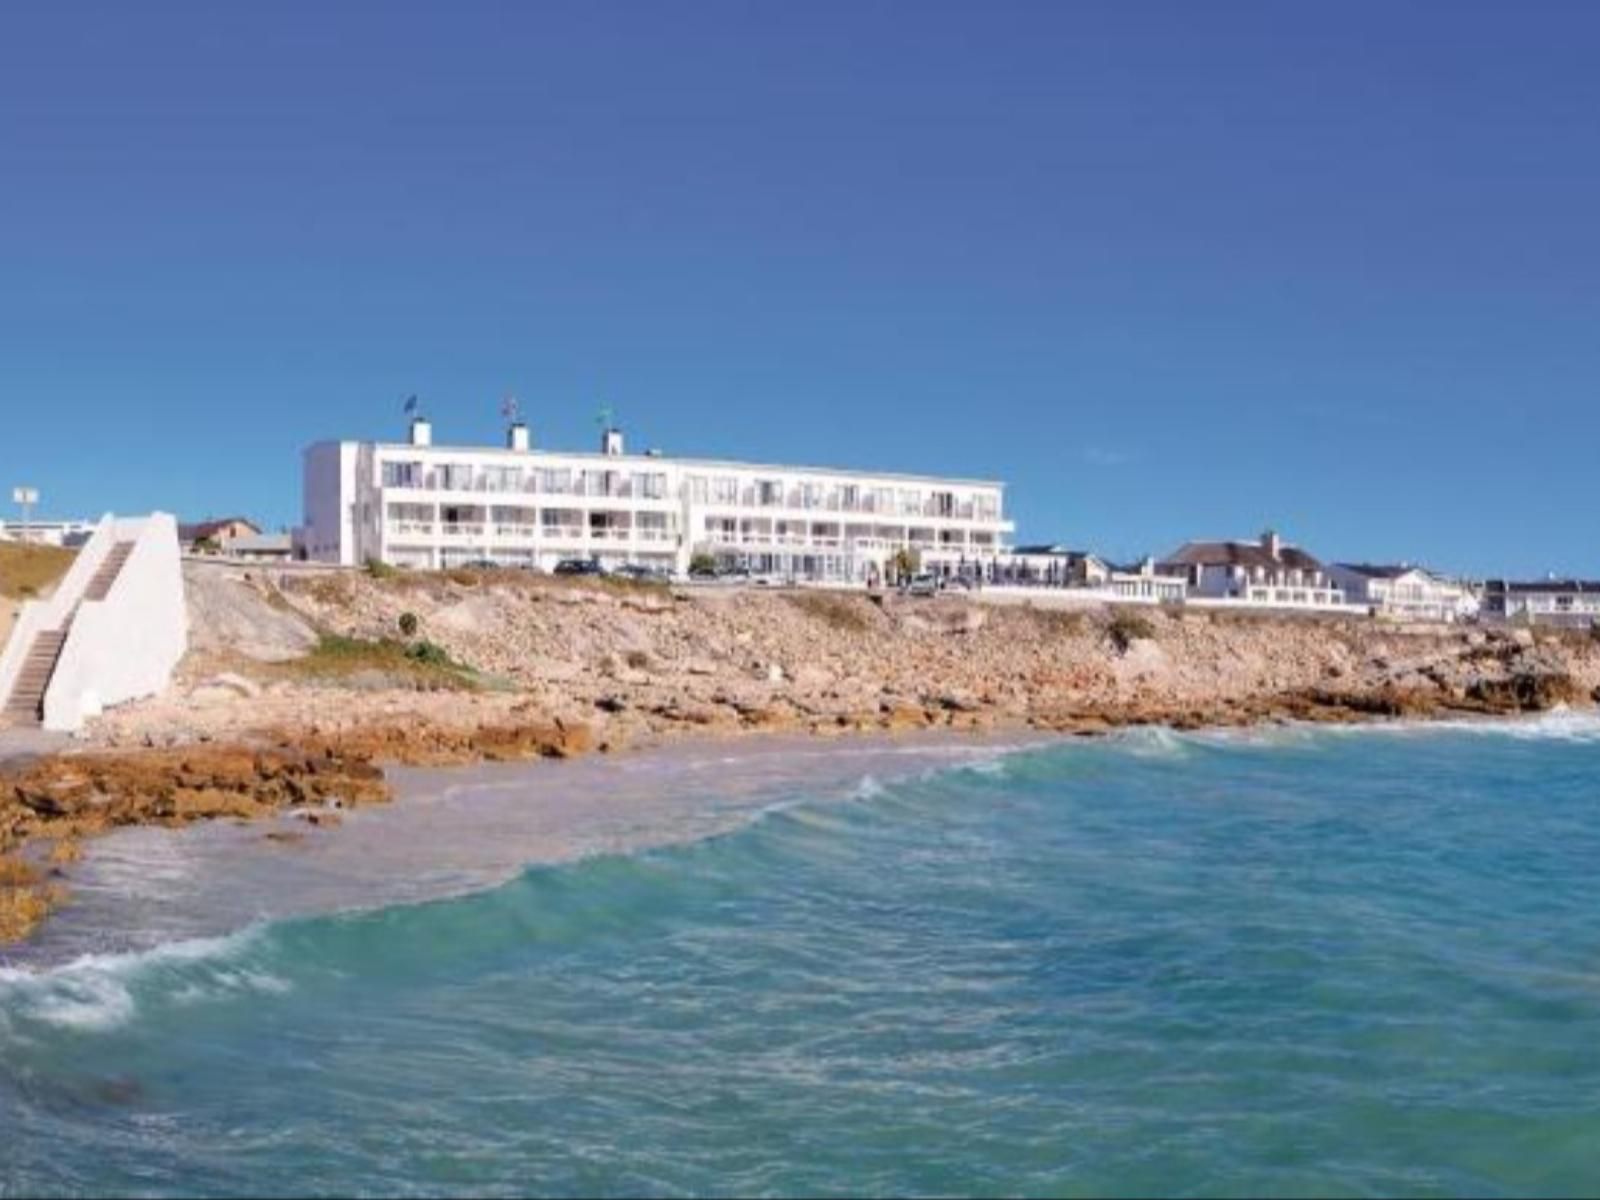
297,417,1014,582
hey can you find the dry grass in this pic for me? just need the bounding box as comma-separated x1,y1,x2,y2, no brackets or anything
785,590,875,634
0,542,76,600
1022,606,1088,638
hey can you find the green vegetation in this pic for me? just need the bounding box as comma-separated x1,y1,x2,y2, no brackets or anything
689,551,717,575
282,633,478,689
363,557,398,581
398,611,420,637
1107,608,1157,652
0,542,76,601
888,547,919,585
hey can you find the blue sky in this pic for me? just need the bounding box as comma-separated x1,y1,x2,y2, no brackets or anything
2,0,1597,576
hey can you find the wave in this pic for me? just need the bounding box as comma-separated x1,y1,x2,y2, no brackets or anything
0,926,276,1034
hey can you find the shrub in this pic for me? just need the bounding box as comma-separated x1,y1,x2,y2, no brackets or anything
1107,608,1157,652
689,551,717,575
625,648,652,670
405,640,452,667
398,611,420,638
364,557,397,580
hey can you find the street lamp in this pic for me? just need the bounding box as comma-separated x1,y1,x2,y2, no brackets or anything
11,486,38,544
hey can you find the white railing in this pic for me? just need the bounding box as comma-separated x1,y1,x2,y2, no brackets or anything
440,524,485,539
494,524,537,539
387,521,435,537
42,513,188,732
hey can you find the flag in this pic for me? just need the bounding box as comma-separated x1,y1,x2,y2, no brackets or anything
501,394,520,422
403,394,419,416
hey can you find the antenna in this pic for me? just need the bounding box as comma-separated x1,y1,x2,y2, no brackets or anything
501,394,522,424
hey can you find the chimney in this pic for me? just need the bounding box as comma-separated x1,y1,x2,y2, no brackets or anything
1261,529,1282,560
408,417,433,447
507,422,530,452
601,426,624,456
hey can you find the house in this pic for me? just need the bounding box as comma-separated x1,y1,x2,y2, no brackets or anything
0,519,97,548
223,532,293,562
1006,545,1112,587
1329,563,1478,623
297,415,1014,580
180,517,262,552
1482,579,1600,626
1158,530,1343,608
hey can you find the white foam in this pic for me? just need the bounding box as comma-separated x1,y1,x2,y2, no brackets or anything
0,926,267,1033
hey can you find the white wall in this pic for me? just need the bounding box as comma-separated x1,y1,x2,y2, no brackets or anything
42,513,188,731
0,514,117,708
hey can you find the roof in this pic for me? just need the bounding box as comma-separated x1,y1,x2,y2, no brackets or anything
1160,540,1324,572
1486,579,1600,595
180,517,261,542
1333,563,1427,580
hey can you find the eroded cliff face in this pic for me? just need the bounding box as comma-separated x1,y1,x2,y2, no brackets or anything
3,564,1597,942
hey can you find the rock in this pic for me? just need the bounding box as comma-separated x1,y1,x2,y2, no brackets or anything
765,663,785,684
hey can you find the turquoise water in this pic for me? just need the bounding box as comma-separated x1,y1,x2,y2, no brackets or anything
4,718,1600,1197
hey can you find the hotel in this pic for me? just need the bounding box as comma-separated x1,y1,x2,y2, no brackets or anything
297,416,1014,582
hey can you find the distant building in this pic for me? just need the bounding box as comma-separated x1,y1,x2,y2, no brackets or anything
1106,558,1187,603
0,519,96,548
297,416,1014,581
1158,530,1343,608
180,517,262,552
223,532,293,562
1329,564,1478,623
1007,545,1112,587
1482,579,1600,626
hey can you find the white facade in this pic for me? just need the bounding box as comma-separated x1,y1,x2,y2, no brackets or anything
297,421,1014,582
1329,565,1478,623
1159,531,1345,608
1484,581,1600,624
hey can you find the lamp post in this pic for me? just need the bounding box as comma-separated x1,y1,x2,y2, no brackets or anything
12,486,38,544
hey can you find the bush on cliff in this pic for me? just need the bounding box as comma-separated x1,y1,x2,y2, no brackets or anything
398,611,420,637
1108,609,1157,652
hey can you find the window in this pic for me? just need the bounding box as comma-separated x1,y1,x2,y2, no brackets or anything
381,461,423,488
439,463,474,491
712,476,739,504
687,475,708,504
539,468,572,494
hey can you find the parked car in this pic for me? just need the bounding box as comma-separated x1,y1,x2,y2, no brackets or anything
554,558,605,577
614,563,669,582
903,572,941,597
461,558,499,570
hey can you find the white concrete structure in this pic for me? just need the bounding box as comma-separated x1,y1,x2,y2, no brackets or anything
297,418,1014,582
1329,564,1479,623
1158,530,1344,609
1483,579,1600,625
0,513,187,731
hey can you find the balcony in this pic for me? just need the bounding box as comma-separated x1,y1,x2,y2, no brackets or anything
440,524,485,539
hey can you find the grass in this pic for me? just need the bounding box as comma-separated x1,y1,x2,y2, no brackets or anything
275,633,480,689
785,590,875,634
0,542,76,601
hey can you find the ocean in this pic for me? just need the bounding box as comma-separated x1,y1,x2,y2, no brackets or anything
4,716,1600,1197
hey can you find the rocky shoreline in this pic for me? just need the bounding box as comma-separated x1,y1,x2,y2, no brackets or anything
3,562,1598,944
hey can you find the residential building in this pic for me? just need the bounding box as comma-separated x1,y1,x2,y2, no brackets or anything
1006,545,1112,587
1482,579,1600,626
180,517,263,552
1158,530,1343,608
224,532,293,562
1329,563,1479,623
0,518,97,548
296,416,1015,581
1106,558,1188,603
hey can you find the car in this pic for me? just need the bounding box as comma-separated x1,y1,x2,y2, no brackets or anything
903,572,941,597
553,558,605,577
461,558,499,570
614,563,669,582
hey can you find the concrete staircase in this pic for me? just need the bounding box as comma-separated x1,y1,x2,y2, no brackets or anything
1,541,134,727
84,541,134,602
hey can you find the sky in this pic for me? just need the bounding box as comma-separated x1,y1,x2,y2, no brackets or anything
2,0,1598,577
